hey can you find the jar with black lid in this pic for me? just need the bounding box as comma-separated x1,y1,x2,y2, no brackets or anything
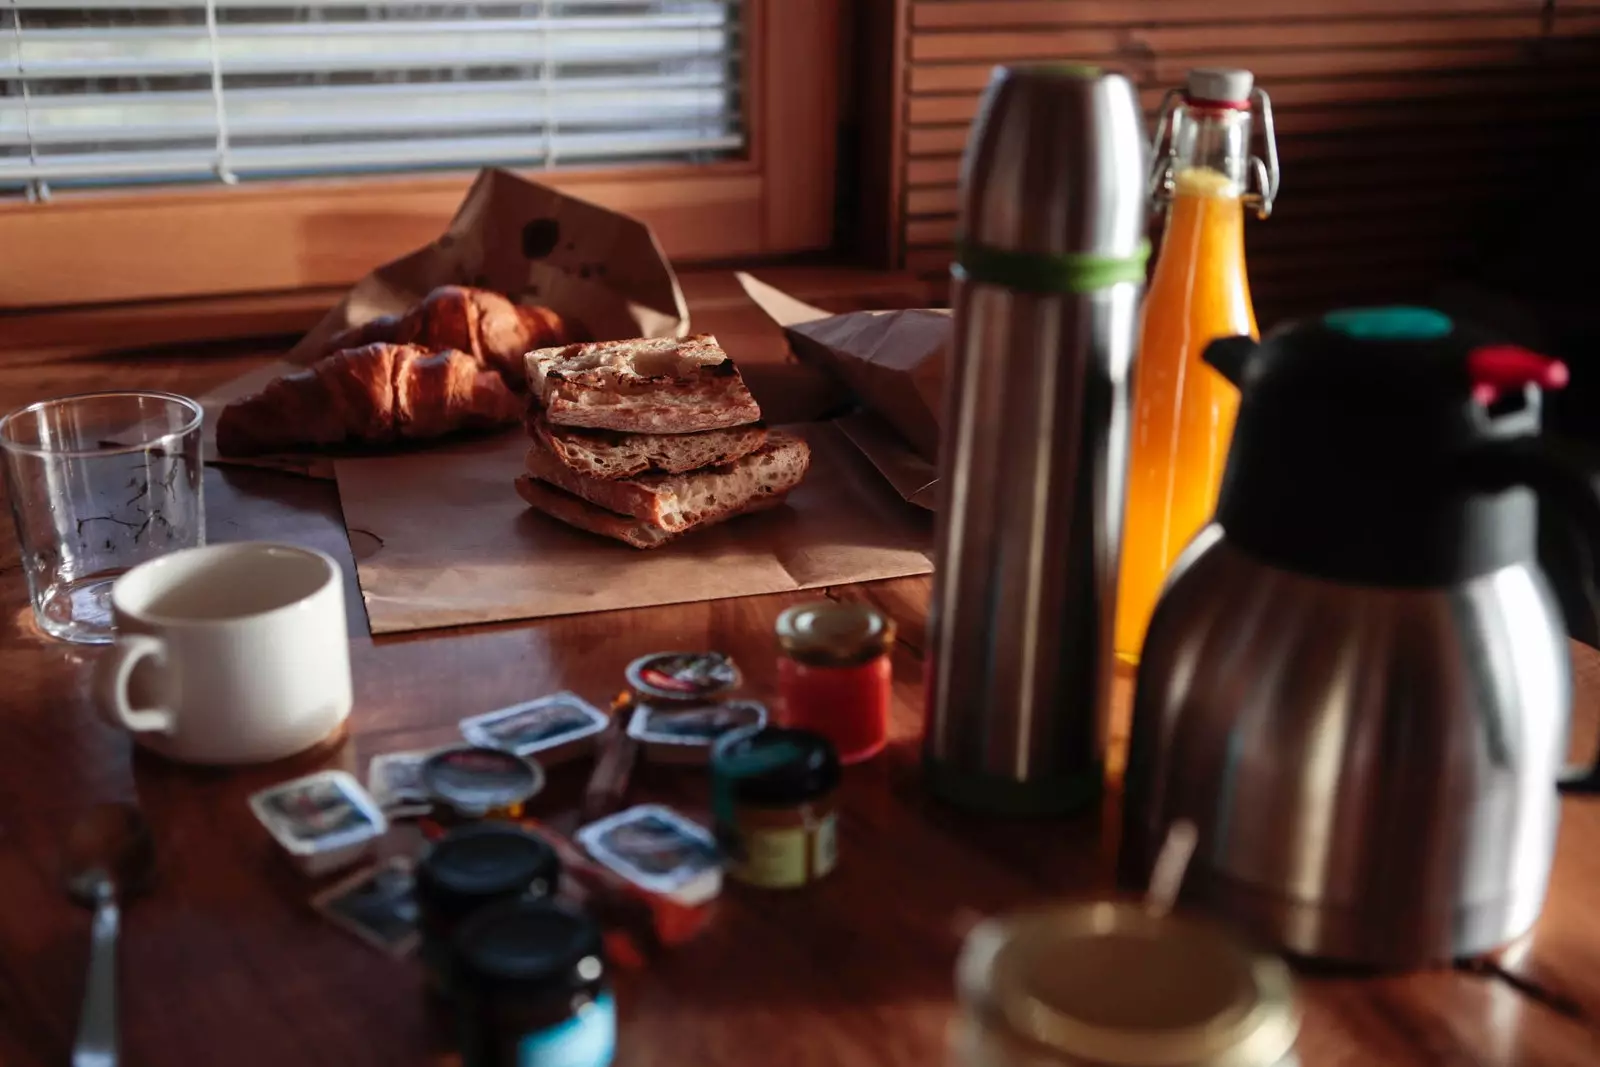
415,824,561,996
452,898,615,1067
711,726,841,889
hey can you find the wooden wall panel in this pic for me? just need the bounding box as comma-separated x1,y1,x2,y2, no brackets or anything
874,0,1600,323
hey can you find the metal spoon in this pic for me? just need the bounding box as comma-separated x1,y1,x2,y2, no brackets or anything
63,803,155,1067
1145,818,1198,918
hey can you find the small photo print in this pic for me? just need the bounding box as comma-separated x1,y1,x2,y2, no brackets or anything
366,750,431,809
460,692,608,756
259,775,375,846
312,858,420,957
580,806,721,893
632,700,766,745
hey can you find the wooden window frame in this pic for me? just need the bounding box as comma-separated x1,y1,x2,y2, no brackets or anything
0,0,840,314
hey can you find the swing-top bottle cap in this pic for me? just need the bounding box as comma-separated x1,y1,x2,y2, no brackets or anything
1186,68,1254,108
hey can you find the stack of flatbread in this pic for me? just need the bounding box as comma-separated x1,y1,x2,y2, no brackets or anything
516,334,812,549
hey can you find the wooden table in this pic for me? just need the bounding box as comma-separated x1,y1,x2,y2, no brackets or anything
3,274,1600,1067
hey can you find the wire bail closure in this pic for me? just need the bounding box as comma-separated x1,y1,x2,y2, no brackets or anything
1148,84,1280,220
1245,86,1280,219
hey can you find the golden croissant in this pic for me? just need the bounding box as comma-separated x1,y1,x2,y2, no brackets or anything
323,286,582,389
217,343,524,456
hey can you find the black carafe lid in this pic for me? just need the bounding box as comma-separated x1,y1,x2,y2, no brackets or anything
1203,307,1570,586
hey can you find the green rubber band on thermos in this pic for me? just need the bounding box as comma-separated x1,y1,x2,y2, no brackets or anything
953,238,1151,294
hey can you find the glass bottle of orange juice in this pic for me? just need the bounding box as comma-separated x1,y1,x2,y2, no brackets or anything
1116,68,1279,663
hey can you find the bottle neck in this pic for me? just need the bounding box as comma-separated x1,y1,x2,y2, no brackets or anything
1169,104,1252,195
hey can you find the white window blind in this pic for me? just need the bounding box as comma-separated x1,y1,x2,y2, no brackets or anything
1,0,744,197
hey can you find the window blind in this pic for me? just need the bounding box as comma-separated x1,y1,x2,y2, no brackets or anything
0,0,744,196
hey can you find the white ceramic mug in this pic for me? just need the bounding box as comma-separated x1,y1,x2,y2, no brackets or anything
94,542,353,764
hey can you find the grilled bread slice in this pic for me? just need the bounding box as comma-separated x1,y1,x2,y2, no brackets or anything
523,431,810,534
513,477,790,550
525,333,761,434
530,413,768,479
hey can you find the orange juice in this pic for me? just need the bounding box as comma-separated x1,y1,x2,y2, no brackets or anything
1115,165,1257,662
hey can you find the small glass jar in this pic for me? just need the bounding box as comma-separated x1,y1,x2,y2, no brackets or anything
420,745,545,824
711,726,841,890
452,899,614,1067
953,902,1299,1067
775,601,895,764
415,824,562,996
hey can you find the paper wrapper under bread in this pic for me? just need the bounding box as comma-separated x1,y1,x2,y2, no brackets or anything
737,272,946,511
332,422,932,634
202,167,690,478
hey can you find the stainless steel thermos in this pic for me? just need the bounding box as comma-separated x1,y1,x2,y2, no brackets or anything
923,65,1149,814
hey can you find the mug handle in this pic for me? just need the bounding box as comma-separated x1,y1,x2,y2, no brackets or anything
95,635,177,735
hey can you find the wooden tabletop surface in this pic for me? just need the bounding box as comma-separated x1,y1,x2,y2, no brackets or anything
3,271,1599,1067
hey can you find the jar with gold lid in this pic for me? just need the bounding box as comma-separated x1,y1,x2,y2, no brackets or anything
775,600,895,764
953,902,1299,1067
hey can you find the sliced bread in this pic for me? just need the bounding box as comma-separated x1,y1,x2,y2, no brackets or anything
531,413,768,479
523,431,811,534
514,476,790,550
525,333,761,434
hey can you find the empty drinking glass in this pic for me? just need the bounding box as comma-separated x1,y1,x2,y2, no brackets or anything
1,392,205,643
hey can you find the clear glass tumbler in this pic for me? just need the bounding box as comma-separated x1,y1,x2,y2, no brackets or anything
1,391,205,643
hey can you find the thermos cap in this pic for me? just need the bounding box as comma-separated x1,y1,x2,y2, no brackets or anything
957,902,1298,1067
956,64,1148,293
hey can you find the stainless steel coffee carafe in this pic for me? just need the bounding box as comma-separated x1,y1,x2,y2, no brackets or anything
1121,308,1600,967
923,65,1148,814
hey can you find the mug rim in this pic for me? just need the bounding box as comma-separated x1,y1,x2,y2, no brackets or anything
112,541,340,629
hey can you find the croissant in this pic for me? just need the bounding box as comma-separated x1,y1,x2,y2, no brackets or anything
217,343,525,456
322,286,581,389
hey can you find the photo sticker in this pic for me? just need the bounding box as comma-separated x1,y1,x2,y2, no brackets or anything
579,805,722,894
631,700,766,746
460,692,608,756
312,859,421,957
366,750,432,809
259,775,375,846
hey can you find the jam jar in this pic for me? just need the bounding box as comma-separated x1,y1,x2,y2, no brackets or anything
711,726,841,889
775,601,895,764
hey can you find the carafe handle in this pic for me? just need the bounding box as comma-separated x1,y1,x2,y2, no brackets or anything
1201,335,1257,388
1465,438,1600,794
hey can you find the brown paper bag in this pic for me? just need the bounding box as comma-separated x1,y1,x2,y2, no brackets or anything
737,272,948,510
202,168,689,478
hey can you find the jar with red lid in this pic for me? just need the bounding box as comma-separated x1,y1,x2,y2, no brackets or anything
775,601,895,764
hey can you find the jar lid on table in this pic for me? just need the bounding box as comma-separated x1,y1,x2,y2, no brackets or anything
776,601,895,668
957,902,1298,1067
415,824,561,919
